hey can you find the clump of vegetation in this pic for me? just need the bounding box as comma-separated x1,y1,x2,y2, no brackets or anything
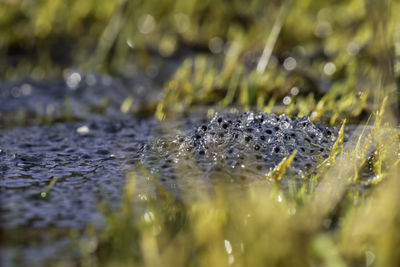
1,0,398,124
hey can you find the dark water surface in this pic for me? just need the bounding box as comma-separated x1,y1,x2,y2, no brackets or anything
0,111,337,228
0,74,339,228
0,73,163,229
0,118,151,228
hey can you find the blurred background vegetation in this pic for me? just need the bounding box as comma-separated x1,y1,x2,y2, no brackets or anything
1,0,399,123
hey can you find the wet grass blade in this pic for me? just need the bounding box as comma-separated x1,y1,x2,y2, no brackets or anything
268,149,297,181
316,119,346,171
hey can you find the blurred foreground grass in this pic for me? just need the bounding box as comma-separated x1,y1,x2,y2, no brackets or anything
1,0,400,266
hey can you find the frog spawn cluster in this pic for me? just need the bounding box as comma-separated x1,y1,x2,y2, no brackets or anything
142,112,337,188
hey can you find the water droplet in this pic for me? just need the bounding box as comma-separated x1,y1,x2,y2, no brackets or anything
323,62,336,76
21,84,32,95
290,86,299,96
65,71,82,90
283,96,291,105
283,57,297,71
